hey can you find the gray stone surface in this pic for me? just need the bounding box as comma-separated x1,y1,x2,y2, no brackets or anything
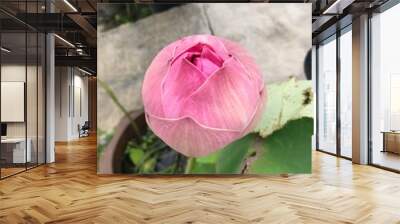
98,4,210,131
205,3,311,83
98,3,311,131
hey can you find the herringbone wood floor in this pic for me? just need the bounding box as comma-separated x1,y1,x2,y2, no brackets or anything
1,135,400,224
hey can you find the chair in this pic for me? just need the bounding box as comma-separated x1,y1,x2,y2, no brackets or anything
79,121,90,138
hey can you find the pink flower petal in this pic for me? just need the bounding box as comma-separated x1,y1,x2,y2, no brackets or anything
181,57,262,131
200,45,224,67
142,42,179,117
161,58,206,118
221,38,264,91
172,35,230,61
195,46,224,77
146,113,242,157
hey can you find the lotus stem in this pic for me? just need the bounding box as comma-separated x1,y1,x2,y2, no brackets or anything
98,79,142,141
184,157,194,174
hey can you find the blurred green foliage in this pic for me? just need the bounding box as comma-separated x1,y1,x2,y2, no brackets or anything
97,129,114,159
123,128,187,174
98,4,181,31
98,4,153,30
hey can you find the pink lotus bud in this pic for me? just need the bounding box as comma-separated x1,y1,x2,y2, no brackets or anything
142,35,265,157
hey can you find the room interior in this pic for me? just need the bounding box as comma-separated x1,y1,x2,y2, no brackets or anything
54,66,91,142
313,0,400,172
0,30,46,178
0,0,97,179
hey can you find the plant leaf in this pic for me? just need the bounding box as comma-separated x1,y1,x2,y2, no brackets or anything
254,78,313,138
215,134,255,174
248,117,313,174
188,134,255,174
128,148,144,166
195,152,219,164
142,158,156,173
190,161,216,174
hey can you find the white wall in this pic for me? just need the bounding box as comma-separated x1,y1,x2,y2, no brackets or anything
71,73,89,138
1,82,25,122
1,65,34,137
1,63,47,164
55,67,69,141
1,66,26,138
54,67,89,141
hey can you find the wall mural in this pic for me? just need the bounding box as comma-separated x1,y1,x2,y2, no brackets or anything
97,3,313,175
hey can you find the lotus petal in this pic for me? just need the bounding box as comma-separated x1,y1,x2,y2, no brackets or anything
161,58,206,118
181,57,262,131
222,38,264,91
172,36,230,61
142,43,178,117
146,114,241,157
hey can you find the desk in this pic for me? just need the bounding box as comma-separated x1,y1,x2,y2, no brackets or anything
381,131,400,154
1,138,31,163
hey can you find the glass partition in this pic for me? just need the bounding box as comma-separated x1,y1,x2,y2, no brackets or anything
370,3,400,171
0,2,46,179
38,32,45,165
339,26,352,158
1,30,28,177
317,35,337,154
27,31,38,169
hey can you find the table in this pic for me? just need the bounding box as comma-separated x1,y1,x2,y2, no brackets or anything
1,138,31,163
381,131,400,154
